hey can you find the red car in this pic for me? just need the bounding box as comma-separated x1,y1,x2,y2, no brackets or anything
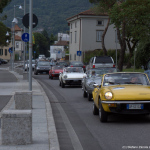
49,65,63,79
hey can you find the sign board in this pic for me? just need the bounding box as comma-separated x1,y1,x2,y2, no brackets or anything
77,51,82,56
22,33,29,42
22,13,38,29
9,47,12,53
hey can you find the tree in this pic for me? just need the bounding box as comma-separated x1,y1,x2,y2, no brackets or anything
0,21,11,46
0,0,12,46
33,32,49,58
110,0,150,69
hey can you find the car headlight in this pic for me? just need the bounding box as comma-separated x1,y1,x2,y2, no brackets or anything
64,75,67,79
105,92,113,100
37,67,40,70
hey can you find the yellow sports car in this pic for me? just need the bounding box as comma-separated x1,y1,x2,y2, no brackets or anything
92,72,150,122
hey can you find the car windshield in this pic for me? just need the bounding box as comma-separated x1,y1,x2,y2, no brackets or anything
53,65,63,70
38,61,50,66
64,67,84,73
57,62,67,65
103,73,150,86
87,68,117,77
50,62,56,66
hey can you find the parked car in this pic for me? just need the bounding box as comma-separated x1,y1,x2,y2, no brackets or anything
24,60,35,71
92,72,150,122
34,61,51,75
59,67,86,88
49,65,64,79
82,67,117,101
86,56,115,70
69,61,86,72
0,58,8,64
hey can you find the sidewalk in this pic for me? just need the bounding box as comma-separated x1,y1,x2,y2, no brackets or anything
0,68,60,150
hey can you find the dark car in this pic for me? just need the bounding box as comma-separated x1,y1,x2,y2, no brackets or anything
82,68,117,101
34,61,51,75
69,61,86,72
0,58,8,64
56,61,68,67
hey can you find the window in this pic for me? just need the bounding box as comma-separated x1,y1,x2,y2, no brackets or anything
74,54,76,60
96,30,103,42
16,42,19,48
5,49,7,56
70,32,72,43
75,31,77,43
97,20,104,26
0,49,3,55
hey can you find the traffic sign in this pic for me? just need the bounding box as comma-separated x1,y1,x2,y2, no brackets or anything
9,47,12,53
22,13,38,29
22,33,29,42
77,51,82,56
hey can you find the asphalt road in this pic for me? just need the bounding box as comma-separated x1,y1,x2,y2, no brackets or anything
33,74,150,150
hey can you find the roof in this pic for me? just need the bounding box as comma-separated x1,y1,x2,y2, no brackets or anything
11,24,23,32
53,40,69,46
67,9,108,21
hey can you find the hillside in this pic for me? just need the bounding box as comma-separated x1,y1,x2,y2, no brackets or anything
1,0,92,35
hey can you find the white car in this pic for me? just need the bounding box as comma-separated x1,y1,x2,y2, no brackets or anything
24,60,35,71
59,67,86,88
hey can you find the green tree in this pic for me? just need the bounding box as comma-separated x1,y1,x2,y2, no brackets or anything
0,0,12,46
0,21,11,46
33,32,49,58
110,0,150,69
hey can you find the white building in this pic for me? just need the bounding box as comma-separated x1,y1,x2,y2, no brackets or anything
66,9,120,62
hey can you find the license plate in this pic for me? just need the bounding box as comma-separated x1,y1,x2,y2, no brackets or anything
127,104,144,109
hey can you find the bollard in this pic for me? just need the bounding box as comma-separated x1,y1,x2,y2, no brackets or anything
15,91,32,109
1,110,32,145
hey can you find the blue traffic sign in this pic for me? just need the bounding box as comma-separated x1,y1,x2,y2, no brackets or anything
22,33,29,42
77,51,82,56
9,47,12,53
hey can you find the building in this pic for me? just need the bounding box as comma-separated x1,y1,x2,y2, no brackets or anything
66,9,120,62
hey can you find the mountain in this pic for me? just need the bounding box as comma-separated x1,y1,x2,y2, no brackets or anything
1,0,93,36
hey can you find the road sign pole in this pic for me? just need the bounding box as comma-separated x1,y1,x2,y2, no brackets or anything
29,0,33,91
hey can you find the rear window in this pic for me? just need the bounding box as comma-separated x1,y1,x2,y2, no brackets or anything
95,57,113,63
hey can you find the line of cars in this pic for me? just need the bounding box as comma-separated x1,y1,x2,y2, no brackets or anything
33,56,150,123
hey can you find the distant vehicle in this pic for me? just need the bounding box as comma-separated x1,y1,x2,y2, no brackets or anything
49,65,63,79
38,54,46,60
59,67,86,88
34,61,51,75
0,58,8,64
56,61,68,67
86,56,115,70
82,68,117,101
24,60,35,71
69,61,86,72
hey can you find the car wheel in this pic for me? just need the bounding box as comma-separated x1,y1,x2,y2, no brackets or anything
61,80,65,88
93,102,99,115
34,71,38,75
49,75,51,79
51,75,53,79
83,90,87,98
99,99,108,122
88,93,92,101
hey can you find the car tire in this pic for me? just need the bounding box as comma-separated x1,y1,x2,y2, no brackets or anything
99,99,108,122
49,75,51,79
34,71,38,75
61,80,65,88
51,75,53,79
93,102,99,115
83,90,87,98
88,93,92,101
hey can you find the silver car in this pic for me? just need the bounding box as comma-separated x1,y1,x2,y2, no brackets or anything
82,68,117,101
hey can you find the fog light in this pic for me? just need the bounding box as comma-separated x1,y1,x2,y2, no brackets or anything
108,104,116,107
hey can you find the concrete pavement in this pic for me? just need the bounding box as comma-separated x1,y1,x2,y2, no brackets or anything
0,67,60,150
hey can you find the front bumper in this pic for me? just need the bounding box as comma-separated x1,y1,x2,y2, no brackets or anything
63,79,82,85
102,100,150,114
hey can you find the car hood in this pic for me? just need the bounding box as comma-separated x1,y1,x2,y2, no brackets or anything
53,69,63,73
106,85,150,100
65,73,86,79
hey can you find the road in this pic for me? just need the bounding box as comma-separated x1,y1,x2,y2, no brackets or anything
33,74,150,150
